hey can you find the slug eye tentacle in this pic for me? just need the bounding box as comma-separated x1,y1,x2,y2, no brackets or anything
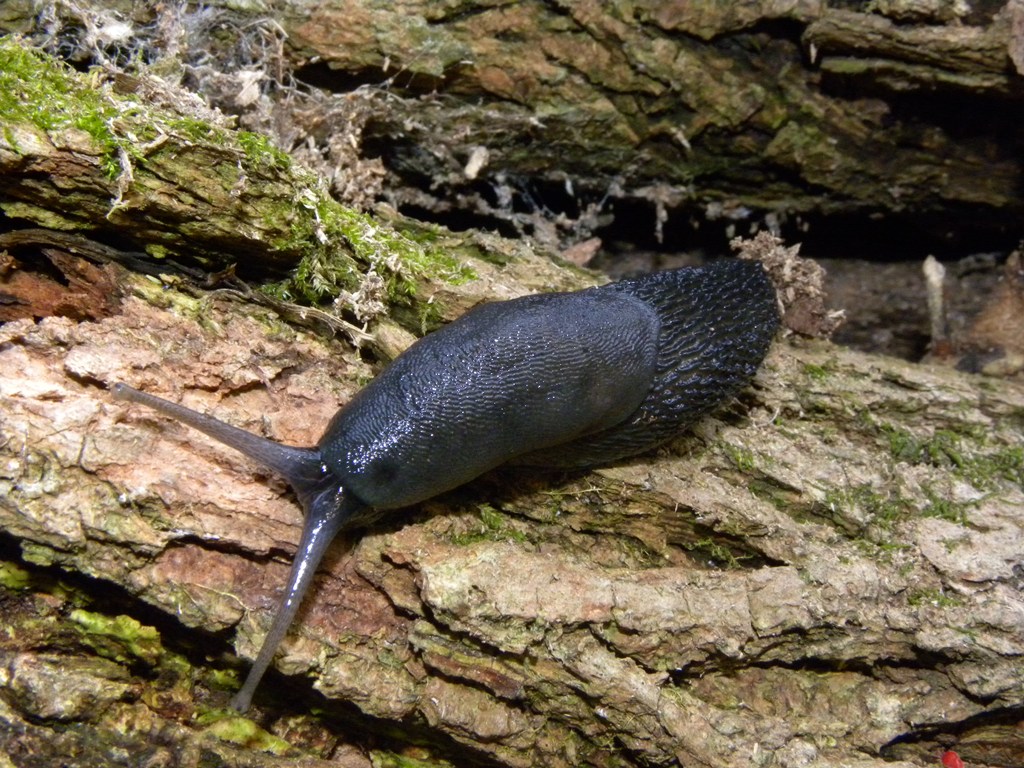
112,383,322,492
113,383,366,712
231,488,362,713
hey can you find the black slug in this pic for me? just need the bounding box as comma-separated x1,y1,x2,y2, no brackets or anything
112,258,778,711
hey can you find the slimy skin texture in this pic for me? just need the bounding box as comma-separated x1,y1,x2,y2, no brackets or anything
112,258,779,711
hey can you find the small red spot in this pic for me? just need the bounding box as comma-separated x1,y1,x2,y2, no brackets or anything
940,750,964,768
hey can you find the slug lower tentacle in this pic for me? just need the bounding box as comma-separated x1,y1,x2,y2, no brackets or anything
112,258,778,711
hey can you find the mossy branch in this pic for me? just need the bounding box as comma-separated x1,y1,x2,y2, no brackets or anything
0,37,474,328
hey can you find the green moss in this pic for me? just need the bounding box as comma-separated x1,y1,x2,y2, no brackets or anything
259,170,477,310
263,199,476,321
723,444,757,473
0,38,159,180
166,116,226,144
683,537,742,569
880,423,919,464
206,667,242,693
0,556,82,607
396,221,442,246
237,130,293,172
0,37,214,186
20,541,59,567
130,273,207,317
145,243,170,259
920,486,975,525
802,362,833,382
878,422,1022,491
877,540,912,557
70,609,164,666
822,483,913,532
370,750,456,768
907,588,962,608
0,38,477,326
979,445,1023,487
198,713,296,756
450,504,528,546
0,560,33,590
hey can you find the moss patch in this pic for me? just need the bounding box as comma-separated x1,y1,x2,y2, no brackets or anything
263,201,476,321
0,37,137,177
449,504,528,546
197,712,297,756
878,422,1023,491
70,609,165,667
0,37,475,319
0,560,33,590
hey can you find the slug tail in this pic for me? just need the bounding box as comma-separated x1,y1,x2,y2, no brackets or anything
517,259,779,467
112,383,320,490
230,490,362,712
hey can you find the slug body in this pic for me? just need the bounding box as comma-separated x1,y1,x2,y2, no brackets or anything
113,258,778,711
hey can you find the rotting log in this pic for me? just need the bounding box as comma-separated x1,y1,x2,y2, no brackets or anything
269,0,1024,243
4,2,1024,252
0,36,569,337
0,35,1023,768
2,258,1023,767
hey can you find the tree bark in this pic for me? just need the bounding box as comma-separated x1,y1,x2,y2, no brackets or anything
5,1,1022,250
0,30,1022,768
270,0,1024,244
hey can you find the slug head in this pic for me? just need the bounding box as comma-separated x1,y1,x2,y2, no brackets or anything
112,384,364,711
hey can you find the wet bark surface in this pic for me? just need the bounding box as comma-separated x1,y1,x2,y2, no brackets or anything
0,6,1023,768
1,255,1022,767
